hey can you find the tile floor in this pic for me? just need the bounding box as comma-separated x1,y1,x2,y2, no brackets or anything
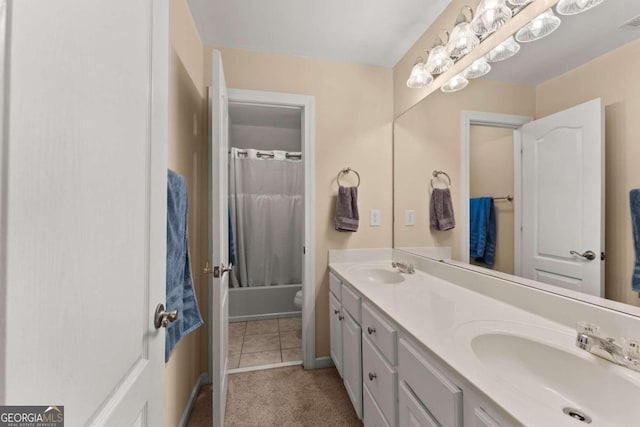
228,317,302,369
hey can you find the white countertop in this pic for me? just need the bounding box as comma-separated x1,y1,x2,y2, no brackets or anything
329,259,640,427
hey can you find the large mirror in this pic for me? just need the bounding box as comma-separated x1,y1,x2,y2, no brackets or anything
393,0,640,311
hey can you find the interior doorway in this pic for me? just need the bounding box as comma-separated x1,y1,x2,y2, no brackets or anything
212,88,316,373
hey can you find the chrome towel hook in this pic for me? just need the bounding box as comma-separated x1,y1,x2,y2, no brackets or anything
337,167,361,188
430,170,451,190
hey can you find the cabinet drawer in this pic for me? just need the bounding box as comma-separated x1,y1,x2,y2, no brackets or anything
362,302,397,365
363,336,397,426
329,271,341,299
398,339,462,427
341,284,361,323
473,408,503,427
398,381,439,427
364,382,391,427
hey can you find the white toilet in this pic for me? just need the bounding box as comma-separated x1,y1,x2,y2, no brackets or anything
294,290,302,309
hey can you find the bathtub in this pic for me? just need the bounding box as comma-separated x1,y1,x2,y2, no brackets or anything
229,284,302,322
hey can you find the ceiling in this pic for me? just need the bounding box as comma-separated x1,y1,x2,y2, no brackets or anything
229,103,302,129
187,0,452,68
486,0,640,85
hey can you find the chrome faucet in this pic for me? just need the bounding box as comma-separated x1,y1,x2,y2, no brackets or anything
392,261,415,274
575,322,640,372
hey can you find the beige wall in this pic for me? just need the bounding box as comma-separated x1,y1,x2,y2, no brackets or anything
203,47,393,357
394,79,536,260
469,126,515,274
165,1,209,426
536,39,640,308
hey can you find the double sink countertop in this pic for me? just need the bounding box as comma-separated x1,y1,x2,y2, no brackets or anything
329,259,640,427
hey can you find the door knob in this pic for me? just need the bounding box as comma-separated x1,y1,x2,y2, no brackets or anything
204,261,233,278
154,303,178,329
569,250,596,261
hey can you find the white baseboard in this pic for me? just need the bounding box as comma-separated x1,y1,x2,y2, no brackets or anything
313,356,335,369
177,372,209,427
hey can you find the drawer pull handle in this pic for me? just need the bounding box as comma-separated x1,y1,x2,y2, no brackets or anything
367,327,376,335
338,315,344,321
368,372,377,381
334,309,340,315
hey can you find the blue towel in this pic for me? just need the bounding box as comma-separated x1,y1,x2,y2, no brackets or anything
166,170,203,362
631,189,640,292
470,197,496,267
228,206,236,267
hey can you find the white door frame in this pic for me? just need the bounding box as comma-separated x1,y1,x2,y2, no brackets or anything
461,111,532,274
223,88,316,369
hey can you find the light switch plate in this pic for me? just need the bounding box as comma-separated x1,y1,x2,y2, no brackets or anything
405,209,415,226
370,209,381,226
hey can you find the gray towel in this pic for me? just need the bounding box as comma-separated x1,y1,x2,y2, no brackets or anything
335,186,359,232
631,189,640,292
430,188,455,231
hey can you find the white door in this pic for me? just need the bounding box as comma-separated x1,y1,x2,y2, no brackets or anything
521,98,604,296
0,0,168,425
208,50,230,427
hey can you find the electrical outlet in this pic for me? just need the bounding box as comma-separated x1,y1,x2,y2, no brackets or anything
405,209,415,226
370,209,381,226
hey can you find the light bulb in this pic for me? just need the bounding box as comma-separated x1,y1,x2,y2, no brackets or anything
441,73,469,93
485,36,520,62
463,58,492,79
557,0,604,15
471,0,512,36
426,45,454,74
406,61,433,89
516,9,562,42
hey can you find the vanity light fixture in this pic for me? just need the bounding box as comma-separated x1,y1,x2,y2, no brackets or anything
441,73,469,93
406,58,433,88
516,9,562,42
470,0,513,36
462,58,492,79
556,0,605,16
426,31,454,74
447,6,480,59
485,35,521,62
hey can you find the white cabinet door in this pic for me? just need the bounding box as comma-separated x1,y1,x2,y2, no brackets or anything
398,382,439,427
0,0,168,425
209,50,230,427
329,292,343,377
521,98,604,296
342,312,363,419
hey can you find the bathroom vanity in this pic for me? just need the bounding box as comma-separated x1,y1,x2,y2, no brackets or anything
328,249,640,426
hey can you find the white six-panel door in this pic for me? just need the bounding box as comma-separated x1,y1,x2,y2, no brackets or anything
208,50,230,427
521,98,604,297
0,0,168,425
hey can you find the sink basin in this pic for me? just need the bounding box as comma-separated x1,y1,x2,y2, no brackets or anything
348,265,405,284
468,331,640,425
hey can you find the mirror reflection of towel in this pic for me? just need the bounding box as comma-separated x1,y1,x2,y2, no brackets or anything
430,188,455,231
470,197,496,267
630,189,640,292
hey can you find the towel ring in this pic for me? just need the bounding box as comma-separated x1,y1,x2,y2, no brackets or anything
337,167,361,188
430,170,451,190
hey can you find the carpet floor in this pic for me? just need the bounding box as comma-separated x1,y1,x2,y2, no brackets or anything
187,366,363,426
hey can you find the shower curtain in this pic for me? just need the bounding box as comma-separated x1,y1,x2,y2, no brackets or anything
229,148,303,287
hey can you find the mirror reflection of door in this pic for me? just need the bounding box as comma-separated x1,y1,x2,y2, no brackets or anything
469,100,604,297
